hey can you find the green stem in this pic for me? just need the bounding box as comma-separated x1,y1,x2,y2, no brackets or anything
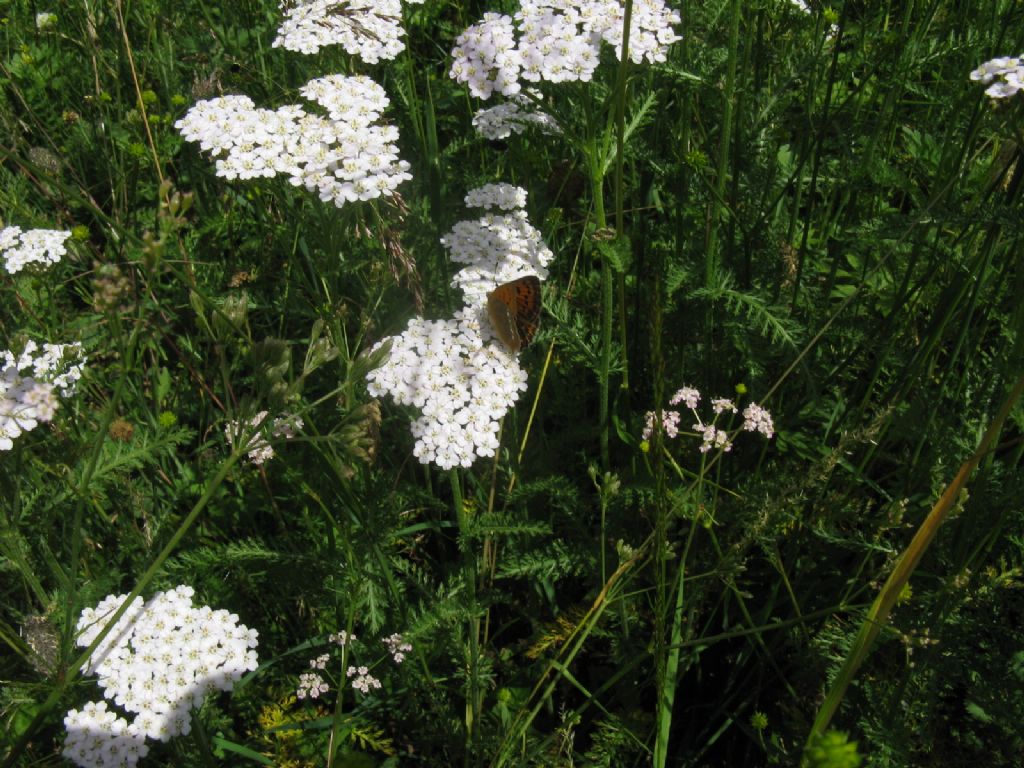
191,714,218,768
654,517,699,767
704,0,741,289
327,630,353,767
803,373,1024,758
451,469,480,766
595,0,634,470
62,320,140,660
591,157,613,470
612,0,634,407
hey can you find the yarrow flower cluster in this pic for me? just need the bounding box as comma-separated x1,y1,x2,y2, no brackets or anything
64,586,258,767
175,75,412,207
450,0,681,100
472,92,560,140
463,182,529,211
367,185,553,469
366,311,528,468
1,341,85,451
63,702,148,768
451,13,522,100
0,225,71,274
274,0,425,61
970,55,1024,99
643,386,774,454
224,411,303,466
443,184,554,304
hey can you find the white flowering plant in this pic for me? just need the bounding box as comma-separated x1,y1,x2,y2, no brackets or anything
366,183,553,469
63,587,258,768
970,54,1024,100
4,1,1024,767
0,340,85,450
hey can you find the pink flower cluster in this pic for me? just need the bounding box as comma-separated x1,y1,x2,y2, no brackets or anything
643,386,774,454
294,631,412,702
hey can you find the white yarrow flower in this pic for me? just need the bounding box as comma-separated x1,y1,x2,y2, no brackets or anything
63,701,149,768
224,410,304,466
970,55,1024,99
367,185,553,469
275,0,424,61
0,342,85,450
176,75,412,208
451,0,680,99
472,92,560,140
0,226,71,274
66,585,259,757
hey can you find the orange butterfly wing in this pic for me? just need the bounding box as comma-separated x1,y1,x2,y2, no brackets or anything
487,276,541,353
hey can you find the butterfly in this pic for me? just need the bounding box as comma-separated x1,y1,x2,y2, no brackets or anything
486,275,542,353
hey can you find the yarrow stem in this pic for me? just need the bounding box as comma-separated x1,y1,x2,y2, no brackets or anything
449,468,482,757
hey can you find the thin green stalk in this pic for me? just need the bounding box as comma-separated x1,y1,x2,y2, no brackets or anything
704,0,741,287
592,0,635,470
611,0,634,402
61,318,140,673
450,469,480,766
650,261,669,767
791,8,845,306
190,715,219,768
327,621,354,767
803,372,1024,757
491,543,649,768
592,162,613,470
654,512,700,768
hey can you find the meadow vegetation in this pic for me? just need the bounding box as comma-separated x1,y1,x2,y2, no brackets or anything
1,0,1023,766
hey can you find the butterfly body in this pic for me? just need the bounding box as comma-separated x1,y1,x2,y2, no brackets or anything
486,275,541,353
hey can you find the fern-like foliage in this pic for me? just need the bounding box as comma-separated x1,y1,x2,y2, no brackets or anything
496,539,591,582
72,425,194,505
690,272,803,351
